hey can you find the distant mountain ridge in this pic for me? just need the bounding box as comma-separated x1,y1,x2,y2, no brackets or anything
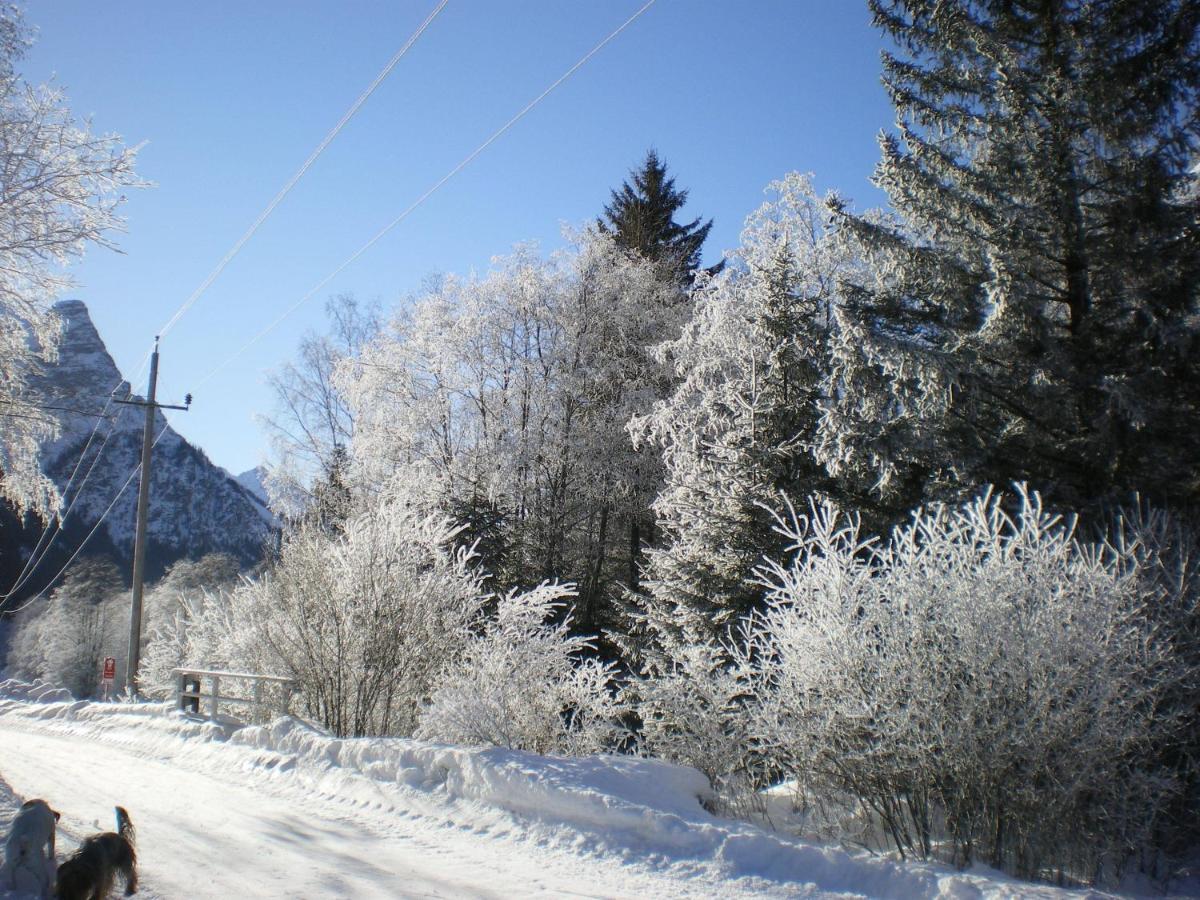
232,466,272,511
1,300,274,597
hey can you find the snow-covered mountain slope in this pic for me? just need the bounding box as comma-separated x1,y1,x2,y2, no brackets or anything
233,465,270,507
0,682,1104,900
26,300,272,579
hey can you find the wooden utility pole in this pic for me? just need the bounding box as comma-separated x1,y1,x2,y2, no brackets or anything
114,339,190,695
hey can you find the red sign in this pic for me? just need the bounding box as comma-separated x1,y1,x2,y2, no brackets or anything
102,657,117,684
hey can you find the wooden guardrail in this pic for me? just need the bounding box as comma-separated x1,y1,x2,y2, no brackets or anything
172,667,295,723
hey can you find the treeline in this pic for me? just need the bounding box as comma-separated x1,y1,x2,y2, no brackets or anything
241,0,1198,885
20,0,1196,889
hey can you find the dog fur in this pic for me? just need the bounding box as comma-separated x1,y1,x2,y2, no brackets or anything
1,798,60,899
54,807,137,900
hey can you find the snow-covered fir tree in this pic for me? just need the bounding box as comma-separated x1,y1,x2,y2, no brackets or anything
627,174,851,656
820,0,1200,518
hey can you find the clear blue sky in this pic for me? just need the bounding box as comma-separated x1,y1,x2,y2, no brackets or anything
22,1,892,476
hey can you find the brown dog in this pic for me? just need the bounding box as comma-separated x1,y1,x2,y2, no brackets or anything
54,806,137,899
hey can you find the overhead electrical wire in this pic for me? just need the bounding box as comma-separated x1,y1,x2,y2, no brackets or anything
2,2,451,608
193,0,659,389
156,0,451,340
1,422,171,617
0,334,157,604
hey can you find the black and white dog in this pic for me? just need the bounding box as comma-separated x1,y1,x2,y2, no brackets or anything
1,798,60,899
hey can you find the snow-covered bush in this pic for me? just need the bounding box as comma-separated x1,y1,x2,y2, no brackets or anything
139,588,239,700
634,642,764,817
735,487,1185,883
138,554,242,695
144,502,485,738
417,583,627,756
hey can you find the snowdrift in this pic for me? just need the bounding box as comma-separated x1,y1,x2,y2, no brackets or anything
0,680,1101,898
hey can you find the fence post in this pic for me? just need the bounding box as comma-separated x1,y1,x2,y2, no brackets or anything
252,678,264,723
209,675,220,719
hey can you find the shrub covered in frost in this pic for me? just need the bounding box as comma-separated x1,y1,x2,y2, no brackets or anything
731,487,1187,882
417,583,627,756
634,642,764,816
144,502,485,738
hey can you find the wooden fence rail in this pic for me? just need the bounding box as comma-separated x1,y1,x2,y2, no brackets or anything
172,667,295,723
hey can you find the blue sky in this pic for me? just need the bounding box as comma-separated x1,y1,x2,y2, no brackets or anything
22,1,892,475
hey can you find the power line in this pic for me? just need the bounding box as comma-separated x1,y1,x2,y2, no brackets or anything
1,410,121,599
193,0,659,388
0,422,171,617
157,0,451,340
0,334,157,601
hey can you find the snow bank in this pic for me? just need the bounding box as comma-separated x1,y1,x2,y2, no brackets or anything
0,679,73,704
0,682,1103,898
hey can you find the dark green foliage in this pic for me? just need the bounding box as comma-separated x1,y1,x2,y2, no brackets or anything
600,150,721,282
826,0,1200,521
306,444,353,534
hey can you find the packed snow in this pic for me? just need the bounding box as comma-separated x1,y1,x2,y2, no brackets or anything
0,680,1105,899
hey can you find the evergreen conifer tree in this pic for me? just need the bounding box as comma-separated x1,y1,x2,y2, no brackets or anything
820,0,1200,518
600,150,720,282
628,175,847,657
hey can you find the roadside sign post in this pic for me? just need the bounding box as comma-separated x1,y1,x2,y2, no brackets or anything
101,656,117,701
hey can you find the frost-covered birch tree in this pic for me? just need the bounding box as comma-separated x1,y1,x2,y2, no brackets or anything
0,5,143,516
340,229,680,634
821,0,1200,518
262,294,379,521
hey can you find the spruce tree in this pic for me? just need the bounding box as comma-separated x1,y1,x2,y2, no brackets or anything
601,150,720,282
628,175,846,657
820,0,1200,518
596,151,721,609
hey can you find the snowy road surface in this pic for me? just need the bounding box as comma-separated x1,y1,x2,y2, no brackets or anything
0,683,1096,899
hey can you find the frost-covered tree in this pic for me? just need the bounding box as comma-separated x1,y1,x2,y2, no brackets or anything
627,174,852,656
340,229,680,634
821,0,1200,517
417,583,627,756
6,557,125,696
599,152,721,597
263,294,379,520
0,5,143,516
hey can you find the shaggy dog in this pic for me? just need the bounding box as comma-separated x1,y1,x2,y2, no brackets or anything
1,798,60,899
54,807,137,900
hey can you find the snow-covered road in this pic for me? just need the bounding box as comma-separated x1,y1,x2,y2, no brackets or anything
0,683,1096,899
0,721,745,898
1,728,516,899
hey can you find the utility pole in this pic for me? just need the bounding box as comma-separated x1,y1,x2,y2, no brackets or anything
114,339,190,696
